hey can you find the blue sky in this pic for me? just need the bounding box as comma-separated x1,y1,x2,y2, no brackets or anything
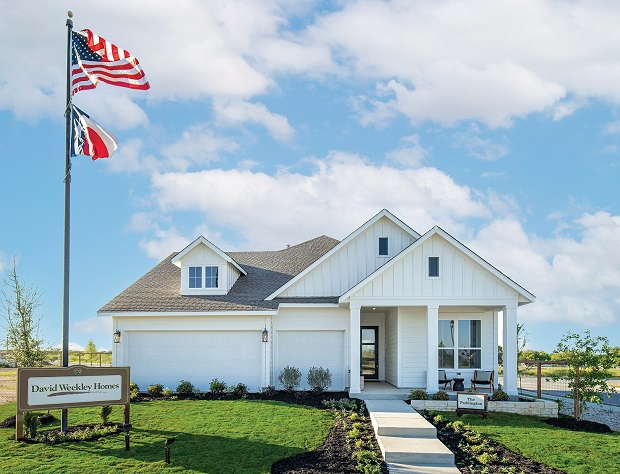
1,0,619,353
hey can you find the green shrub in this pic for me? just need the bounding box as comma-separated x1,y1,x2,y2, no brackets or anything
162,387,173,397
432,390,450,400
433,414,445,423
409,389,428,400
176,380,196,395
278,365,301,392
209,378,227,395
100,405,113,424
490,387,510,401
261,385,276,397
232,383,248,397
147,384,164,397
23,411,40,439
307,366,332,393
129,381,140,399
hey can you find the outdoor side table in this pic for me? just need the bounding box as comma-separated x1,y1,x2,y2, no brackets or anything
452,377,465,391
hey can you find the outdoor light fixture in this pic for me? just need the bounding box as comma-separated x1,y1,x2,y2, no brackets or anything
122,423,132,451
165,437,176,464
113,330,121,344
262,327,269,343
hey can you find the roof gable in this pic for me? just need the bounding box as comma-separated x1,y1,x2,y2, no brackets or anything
266,209,420,299
339,226,535,304
171,236,246,275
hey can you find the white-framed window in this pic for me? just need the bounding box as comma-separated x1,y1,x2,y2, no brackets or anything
188,265,219,289
438,319,481,369
378,237,389,256
428,256,440,278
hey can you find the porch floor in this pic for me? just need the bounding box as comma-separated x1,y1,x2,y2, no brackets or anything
353,381,418,400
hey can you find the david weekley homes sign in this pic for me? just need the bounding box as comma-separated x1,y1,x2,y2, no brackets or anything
17,366,130,439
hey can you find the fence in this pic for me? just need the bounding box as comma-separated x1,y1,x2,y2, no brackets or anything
516,360,570,398
0,350,112,368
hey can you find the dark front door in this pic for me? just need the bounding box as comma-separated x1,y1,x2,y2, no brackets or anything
361,326,378,379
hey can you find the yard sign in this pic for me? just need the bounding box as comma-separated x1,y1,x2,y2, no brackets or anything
16,366,130,439
456,392,488,419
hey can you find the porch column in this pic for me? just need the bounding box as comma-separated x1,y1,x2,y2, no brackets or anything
502,303,518,397
349,305,361,394
426,305,439,393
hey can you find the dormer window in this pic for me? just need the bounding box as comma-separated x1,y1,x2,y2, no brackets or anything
188,265,219,289
378,237,389,256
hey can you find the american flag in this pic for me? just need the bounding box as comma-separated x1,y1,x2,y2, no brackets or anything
71,29,150,95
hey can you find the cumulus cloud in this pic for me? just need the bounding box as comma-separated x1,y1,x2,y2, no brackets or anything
213,99,295,142
73,316,113,337
452,125,510,161
386,134,428,167
138,226,192,260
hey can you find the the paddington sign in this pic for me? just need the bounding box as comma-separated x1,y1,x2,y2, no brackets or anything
18,366,130,410
457,393,487,411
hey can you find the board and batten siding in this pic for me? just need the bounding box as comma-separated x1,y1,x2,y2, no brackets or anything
384,308,398,385
179,244,241,294
351,234,520,300
399,307,427,387
278,216,415,297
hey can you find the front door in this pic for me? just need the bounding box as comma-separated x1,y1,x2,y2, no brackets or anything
361,326,378,379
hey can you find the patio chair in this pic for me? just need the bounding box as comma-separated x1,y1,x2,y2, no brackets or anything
438,370,452,390
471,370,494,392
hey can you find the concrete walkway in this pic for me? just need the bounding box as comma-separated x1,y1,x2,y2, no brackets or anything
365,399,461,474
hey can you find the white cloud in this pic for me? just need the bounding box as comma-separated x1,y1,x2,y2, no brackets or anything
145,152,491,250
603,121,620,135
138,226,192,260
386,134,428,167
0,251,7,273
214,99,295,142
73,316,113,336
452,125,510,161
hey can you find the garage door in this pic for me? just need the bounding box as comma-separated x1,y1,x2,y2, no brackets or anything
127,331,262,392
276,330,346,391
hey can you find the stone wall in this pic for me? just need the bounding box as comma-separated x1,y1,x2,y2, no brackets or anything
408,400,558,418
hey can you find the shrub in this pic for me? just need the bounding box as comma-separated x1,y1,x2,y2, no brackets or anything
162,387,173,397
23,411,40,439
432,390,450,400
100,405,113,424
209,378,227,395
261,385,276,397
147,384,164,397
278,366,301,392
294,390,309,400
307,366,332,393
490,387,510,401
129,381,140,399
409,389,428,400
176,380,196,395
232,383,248,397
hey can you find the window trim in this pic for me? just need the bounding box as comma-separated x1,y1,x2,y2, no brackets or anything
427,256,440,278
188,266,203,289
204,265,219,289
437,318,482,370
187,265,220,290
378,237,389,256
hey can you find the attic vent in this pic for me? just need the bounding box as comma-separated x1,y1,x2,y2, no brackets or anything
286,244,290,249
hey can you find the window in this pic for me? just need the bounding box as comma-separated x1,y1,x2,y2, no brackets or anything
428,256,439,277
378,237,389,256
189,266,202,288
438,320,454,369
437,319,481,369
205,266,218,288
188,265,218,289
458,320,481,369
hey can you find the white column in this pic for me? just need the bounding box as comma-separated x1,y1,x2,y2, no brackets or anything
502,303,518,397
262,317,273,389
349,305,361,394
426,305,439,393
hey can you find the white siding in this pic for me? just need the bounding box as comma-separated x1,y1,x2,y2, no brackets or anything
352,234,520,301
179,243,242,295
399,307,427,387
280,216,415,297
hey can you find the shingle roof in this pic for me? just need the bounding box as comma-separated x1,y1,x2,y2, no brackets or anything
98,235,340,313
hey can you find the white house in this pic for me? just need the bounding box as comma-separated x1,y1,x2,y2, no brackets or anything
98,210,534,396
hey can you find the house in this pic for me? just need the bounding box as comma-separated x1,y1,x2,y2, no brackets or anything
98,210,534,396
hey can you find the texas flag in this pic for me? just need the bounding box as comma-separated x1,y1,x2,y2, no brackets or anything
70,105,118,160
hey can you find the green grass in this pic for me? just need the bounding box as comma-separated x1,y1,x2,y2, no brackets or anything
0,399,333,473
437,411,620,474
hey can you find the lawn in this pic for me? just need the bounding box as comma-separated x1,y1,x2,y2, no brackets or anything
0,399,333,473
437,411,620,474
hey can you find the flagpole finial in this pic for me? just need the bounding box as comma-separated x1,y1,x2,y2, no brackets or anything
68,11,73,18
66,11,73,27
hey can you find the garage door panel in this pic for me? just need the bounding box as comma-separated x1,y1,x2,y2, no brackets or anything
276,330,345,391
127,331,262,392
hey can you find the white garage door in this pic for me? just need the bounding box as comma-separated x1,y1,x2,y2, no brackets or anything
276,330,346,391
127,331,262,392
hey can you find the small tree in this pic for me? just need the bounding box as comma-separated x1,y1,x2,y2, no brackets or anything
85,339,97,364
278,366,301,392
1,262,46,367
551,329,617,419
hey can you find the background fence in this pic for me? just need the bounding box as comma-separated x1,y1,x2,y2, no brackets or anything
0,350,112,368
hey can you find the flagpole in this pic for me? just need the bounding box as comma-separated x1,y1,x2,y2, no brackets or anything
62,11,74,434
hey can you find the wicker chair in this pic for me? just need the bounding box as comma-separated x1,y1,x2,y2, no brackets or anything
438,370,452,390
471,370,494,392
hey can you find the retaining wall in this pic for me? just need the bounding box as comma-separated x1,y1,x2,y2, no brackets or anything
408,400,558,418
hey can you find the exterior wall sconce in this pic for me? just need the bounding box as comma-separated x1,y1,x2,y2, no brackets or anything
262,327,269,343
113,329,122,344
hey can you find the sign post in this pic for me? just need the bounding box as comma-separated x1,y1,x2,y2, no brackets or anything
16,366,130,439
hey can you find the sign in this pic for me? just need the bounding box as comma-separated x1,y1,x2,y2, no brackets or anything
456,392,488,419
18,366,130,410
